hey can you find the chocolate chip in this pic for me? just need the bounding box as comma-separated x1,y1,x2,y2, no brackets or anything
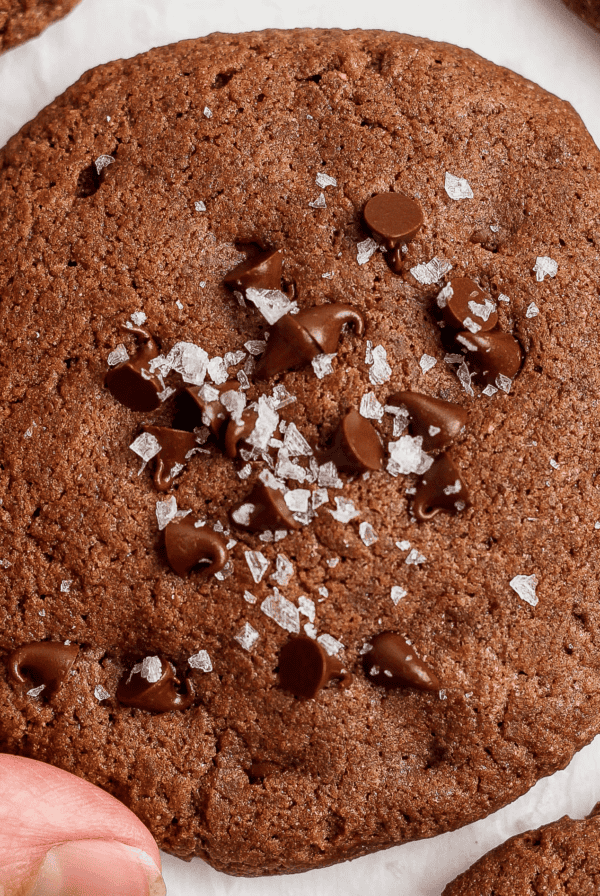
105,325,163,412
224,248,283,296
386,391,468,452
439,278,498,332
412,452,469,522
363,192,424,272
142,425,199,491
165,516,229,577
173,381,240,435
224,409,259,459
318,408,384,473
255,303,364,380
363,632,441,691
279,635,352,699
455,330,522,387
117,657,194,712
229,482,301,532
8,641,78,696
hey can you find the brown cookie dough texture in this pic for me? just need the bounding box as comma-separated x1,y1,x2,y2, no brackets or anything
562,0,600,32
443,806,600,895
0,0,81,53
1,28,600,876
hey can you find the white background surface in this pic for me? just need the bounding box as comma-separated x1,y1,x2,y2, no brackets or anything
1,1,599,893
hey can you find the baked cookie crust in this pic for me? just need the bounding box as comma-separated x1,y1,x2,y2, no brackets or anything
0,0,81,54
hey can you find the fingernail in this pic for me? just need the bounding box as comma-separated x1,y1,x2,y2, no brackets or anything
29,839,166,896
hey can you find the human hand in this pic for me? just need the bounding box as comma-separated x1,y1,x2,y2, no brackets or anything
0,754,166,896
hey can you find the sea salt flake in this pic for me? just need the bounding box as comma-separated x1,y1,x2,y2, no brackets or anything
526,302,539,319
419,354,437,374
396,540,411,551
60,580,72,593
365,340,373,365
322,271,335,279
95,154,115,175
298,595,316,621
28,685,46,698
156,496,178,530
390,585,407,605
234,622,259,651
188,650,212,672
436,283,454,308
271,554,295,586
312,353,336,379
457,361,475,397
428,425,441,437
203,106,213,118
130,311,147,326
244,339,267,356
406,548,426,565
318,634,344,656
221,389,246,424
243,590,257,604
482,384,498,397
108,344,128,366
594,522,600,530
385,404,410,436
318,462,343,489
496,373,512,393
176,300,184,310
316,172,337,188
246,287,298,324
360,392,384,422
238,464,252,480
237,370,251,390
194,200,206,212
284,489,311,513
533,256,558,282
130,432,161,462
387,435,433,477
312,488,330,509
327,556,339,567
369,345,392,385
283,422,312,456
134,656,162,683
271,384,296,410
463,317,481,334
309,192,327,209
468,297,497,321
274,530,288,541
39,609,45,617
357,237,379,265
445,172,474,200
550,459,560,470
456,334,478,352
510,573,539,607
445,353,464,364
259,469,285,491
157,385,176,403
411,257,452,285
261,589,300,633
304,623,318,639
359,522,378,546
207,356,229,384
224,350,246,368
276,448,307,483
245,550,269,584
94,685,111,701
318,586,329,598
247,395,279,450
328,497,359,523
151,342,209,386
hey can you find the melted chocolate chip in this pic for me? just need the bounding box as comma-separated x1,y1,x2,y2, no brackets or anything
117,657,194,712
224,409,259,459
143,425,199,491
105,325,163,412
456,329,522,387
255,304,364,380
318,408,384,473
363,192,424,272
588,803,600,820
229,482,301,532
440,278,498,332
386,391,468,452
224,248,283,296
363,632,441,691
412,452,469,522
279,635,352,699
8,641,78,696
173,381,239,435
164,516,229,577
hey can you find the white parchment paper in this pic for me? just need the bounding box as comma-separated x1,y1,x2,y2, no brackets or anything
1,1,599,892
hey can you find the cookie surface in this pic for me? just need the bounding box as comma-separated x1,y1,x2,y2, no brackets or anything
443,805,600,894
1,28,600,876
0,0,81,53
562,0,600,32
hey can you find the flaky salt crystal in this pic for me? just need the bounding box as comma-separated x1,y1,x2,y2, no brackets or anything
298,595,316,622
322,271,335,279
510,574,539,607
498,293,510,303
238,464,252,480
220,389,246,424
271,554,295,586
108,344,129,366
445,172,474,200
359,522,378,546
130,432,161,462
328,497,359,523
151,342,209,386
419,354,437,374
244,339,267,356
247,396,279,451
533,256,558,282
457,361,475,397
130,311,147,326
224,350,246,368
208,356,229,384
28,685,46,698
95,154,115,175
60,580,72,593
316,172,337,188
261,589,300,633
482,384,498,397
312,487,329,509
365,341,373,365
94,685,110,701
244,590,257,604
244,552,269,587
188,650,212,672
203,106,212,118
156,496,178,530
246,287,299,324
387,436,433,477
405,548,426,565
391,586,407,605
410,257,452,285
318,463,343,489
468,297,497,321
463,317,482,334
526,302,539,319
309,192,327,209
396,540,411,551
304,623,318,639
443,480,462,495
275,448,307,483
318,586,329,598
360,392,384,422
194,200,206,212
283,422,312,456
234,622,259,651
357,237,379,265
369,345,392,385
132,656,162,683
312,353,336,379
318,634,344,656
271,384,296,410
496,374,512,393
284,489,311,513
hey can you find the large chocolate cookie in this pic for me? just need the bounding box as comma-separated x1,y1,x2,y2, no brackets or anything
443,804,600,894
0,0,81,54
562,0,600,32
1,28,600,876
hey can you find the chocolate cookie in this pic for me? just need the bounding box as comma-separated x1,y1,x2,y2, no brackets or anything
0,0,81,54
561,0,600,32
443,804,600,894
1,28,600,876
